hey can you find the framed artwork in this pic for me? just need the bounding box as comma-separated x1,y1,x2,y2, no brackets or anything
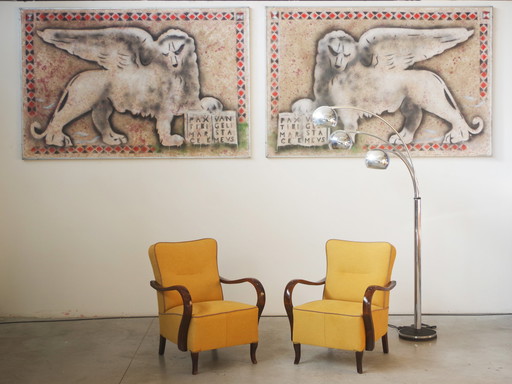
21,8,250,159
267,7,492,157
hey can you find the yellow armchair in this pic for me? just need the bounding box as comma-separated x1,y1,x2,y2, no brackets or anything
284,239,396,373
149,238,265,374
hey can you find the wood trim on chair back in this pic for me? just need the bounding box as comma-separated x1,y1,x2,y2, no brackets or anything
149,238,224,312
323,240,396,307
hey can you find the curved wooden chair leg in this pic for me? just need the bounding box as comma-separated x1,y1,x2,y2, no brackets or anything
293,343,301,364
250,342,258,364
191,352,199,375
356,351,363,374
382,333,389,354
159,335,166,355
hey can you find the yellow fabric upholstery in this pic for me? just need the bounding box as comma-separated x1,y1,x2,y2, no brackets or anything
148,239,260,354
324,240,395,307
149,239,223,312
293,300,389,351
292,240,396,353
162,301,258,352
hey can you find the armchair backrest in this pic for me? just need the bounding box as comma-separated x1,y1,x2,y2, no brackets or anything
323,239,396,308
149,238,223,312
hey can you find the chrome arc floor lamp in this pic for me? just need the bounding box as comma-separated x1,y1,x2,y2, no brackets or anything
312,105,437,341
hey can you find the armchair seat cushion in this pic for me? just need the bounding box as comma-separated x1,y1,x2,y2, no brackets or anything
161,300,258,352
293,300,389,352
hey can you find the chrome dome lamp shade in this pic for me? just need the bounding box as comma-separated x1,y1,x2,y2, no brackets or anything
365,149,390,170
312,106,338,129
313,104,436,341
329,130,353,150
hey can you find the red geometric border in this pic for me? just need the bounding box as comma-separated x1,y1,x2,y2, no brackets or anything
33,10,239,22
23,9,248,155
269,8,492,152
366,143,471,153
235,12,248,124
23,13,36,118
277,10,482,21
269,12,280,117
479,10,491,99
30,145,156,156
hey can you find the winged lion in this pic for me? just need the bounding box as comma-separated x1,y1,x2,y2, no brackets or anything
30,27,223,147
292,28,484,145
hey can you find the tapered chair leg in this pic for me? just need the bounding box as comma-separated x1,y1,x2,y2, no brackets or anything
159,335,166,355
382,333,389,354
356,351,364,374
250,342,258,364
293,343,301,364
191,352,199,375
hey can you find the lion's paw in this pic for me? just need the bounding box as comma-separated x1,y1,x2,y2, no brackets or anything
45,132,73,147
292,98,314,114
200,97,223,114
103,132,128,146
389,131,413,145
443,129,469,144
161,134,184,147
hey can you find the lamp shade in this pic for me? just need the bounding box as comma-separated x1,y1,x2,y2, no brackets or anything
365,149,390,170
312,106,338,129
329,130,353,150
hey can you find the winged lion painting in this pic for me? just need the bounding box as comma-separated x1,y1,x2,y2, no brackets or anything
292,27,484,145
30,27,223,148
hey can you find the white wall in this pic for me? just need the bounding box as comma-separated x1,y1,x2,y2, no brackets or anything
1,1,511,318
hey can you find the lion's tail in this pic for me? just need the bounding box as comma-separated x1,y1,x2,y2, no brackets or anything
30,122,48,140
468,116,484,136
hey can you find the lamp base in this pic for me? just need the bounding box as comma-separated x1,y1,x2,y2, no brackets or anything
398,325,437,341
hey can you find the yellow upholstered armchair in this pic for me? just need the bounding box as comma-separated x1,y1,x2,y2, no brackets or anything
284,239,396,373
149,238,265,374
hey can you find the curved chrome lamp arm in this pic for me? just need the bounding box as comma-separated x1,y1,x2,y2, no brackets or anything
314,105,420,198
345,130,420,199
329,105,414,157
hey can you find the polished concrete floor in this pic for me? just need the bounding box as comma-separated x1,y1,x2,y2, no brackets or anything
0,315,511,383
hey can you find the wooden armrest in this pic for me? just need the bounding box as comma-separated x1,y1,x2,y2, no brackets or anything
363,280,396,308
362,280,397,351
220,276,266,319
150,280,192,352
283,278,326,338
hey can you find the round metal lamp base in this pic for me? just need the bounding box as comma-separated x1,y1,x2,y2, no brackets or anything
399,326,437,341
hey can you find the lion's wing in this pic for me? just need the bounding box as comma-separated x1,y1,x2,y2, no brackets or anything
37,27,158,70
358,28,474,70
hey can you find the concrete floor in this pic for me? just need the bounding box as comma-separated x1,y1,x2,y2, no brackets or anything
0,315,511,383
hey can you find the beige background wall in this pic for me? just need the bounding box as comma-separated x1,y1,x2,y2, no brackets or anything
1,1,511,318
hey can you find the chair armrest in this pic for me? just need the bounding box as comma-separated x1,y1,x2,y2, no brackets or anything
150,280,192,352
220,276,266,320
362,280,397,351
283,278,326,339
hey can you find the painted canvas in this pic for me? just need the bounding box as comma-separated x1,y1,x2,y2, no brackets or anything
267,7,492,157
22,8,250,159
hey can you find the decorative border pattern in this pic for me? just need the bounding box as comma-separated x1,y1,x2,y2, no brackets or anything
29,144,156,156
32,10,240,22
22,9,249,159
365,143,471,153
23,13,36,118
269,12,280,117
268,8,492,156
479,10,491,99
277,10,482,21
235,12,248,124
